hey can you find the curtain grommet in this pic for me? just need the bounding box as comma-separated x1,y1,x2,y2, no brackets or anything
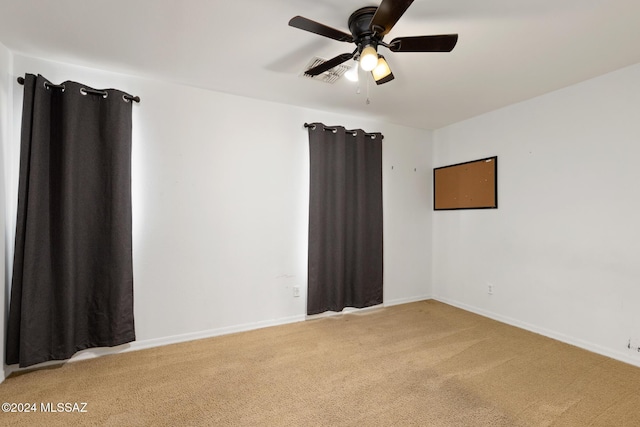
80,87,108,98
44,82,65,92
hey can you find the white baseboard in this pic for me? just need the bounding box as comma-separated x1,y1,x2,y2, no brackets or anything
126,314,306,353
305,294,433,321
5,313,306,376
306,303,385,320
433,296,640,369
384,294,432,307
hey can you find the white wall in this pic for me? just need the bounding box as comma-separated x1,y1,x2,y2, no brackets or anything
3,54,432,371
433,63,640,367
0,42,12,382
384,130,433,304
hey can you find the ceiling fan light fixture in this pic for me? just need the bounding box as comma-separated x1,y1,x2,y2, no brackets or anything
372,56,391,80
360,44,378,71
344,63,359,82
372,55,394,85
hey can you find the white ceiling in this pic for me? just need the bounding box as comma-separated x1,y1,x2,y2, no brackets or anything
1,0,639,130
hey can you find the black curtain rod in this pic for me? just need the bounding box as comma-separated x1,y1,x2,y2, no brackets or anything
304,122,383,140
17,76,140,103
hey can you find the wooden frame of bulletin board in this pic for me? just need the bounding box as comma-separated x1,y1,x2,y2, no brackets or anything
433,156,498,210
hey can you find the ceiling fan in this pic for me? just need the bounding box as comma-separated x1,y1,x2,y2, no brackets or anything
289,0,458,85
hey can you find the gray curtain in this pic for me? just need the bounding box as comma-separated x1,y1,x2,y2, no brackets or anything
307,123,383,315
6,74,136,367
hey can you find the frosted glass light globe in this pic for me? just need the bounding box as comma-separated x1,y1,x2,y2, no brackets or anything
360,45,378,71
345,65,359,82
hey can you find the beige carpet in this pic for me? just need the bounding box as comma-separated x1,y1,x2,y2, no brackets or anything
1,300,639,426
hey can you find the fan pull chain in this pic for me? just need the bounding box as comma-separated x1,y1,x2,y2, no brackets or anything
355,61,362,95
366,74,371,105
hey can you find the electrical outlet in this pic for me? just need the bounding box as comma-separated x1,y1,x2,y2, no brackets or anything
487,284,494,295
293,286,300,297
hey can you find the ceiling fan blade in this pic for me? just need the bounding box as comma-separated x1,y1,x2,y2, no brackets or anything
370,0,415,36
389,34,459,52
305,52,355,76
288,16,354,43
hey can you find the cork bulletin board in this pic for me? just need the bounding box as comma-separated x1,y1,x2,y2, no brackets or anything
433,156,497,210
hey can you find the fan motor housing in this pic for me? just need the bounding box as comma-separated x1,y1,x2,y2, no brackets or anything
348,7,379,44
